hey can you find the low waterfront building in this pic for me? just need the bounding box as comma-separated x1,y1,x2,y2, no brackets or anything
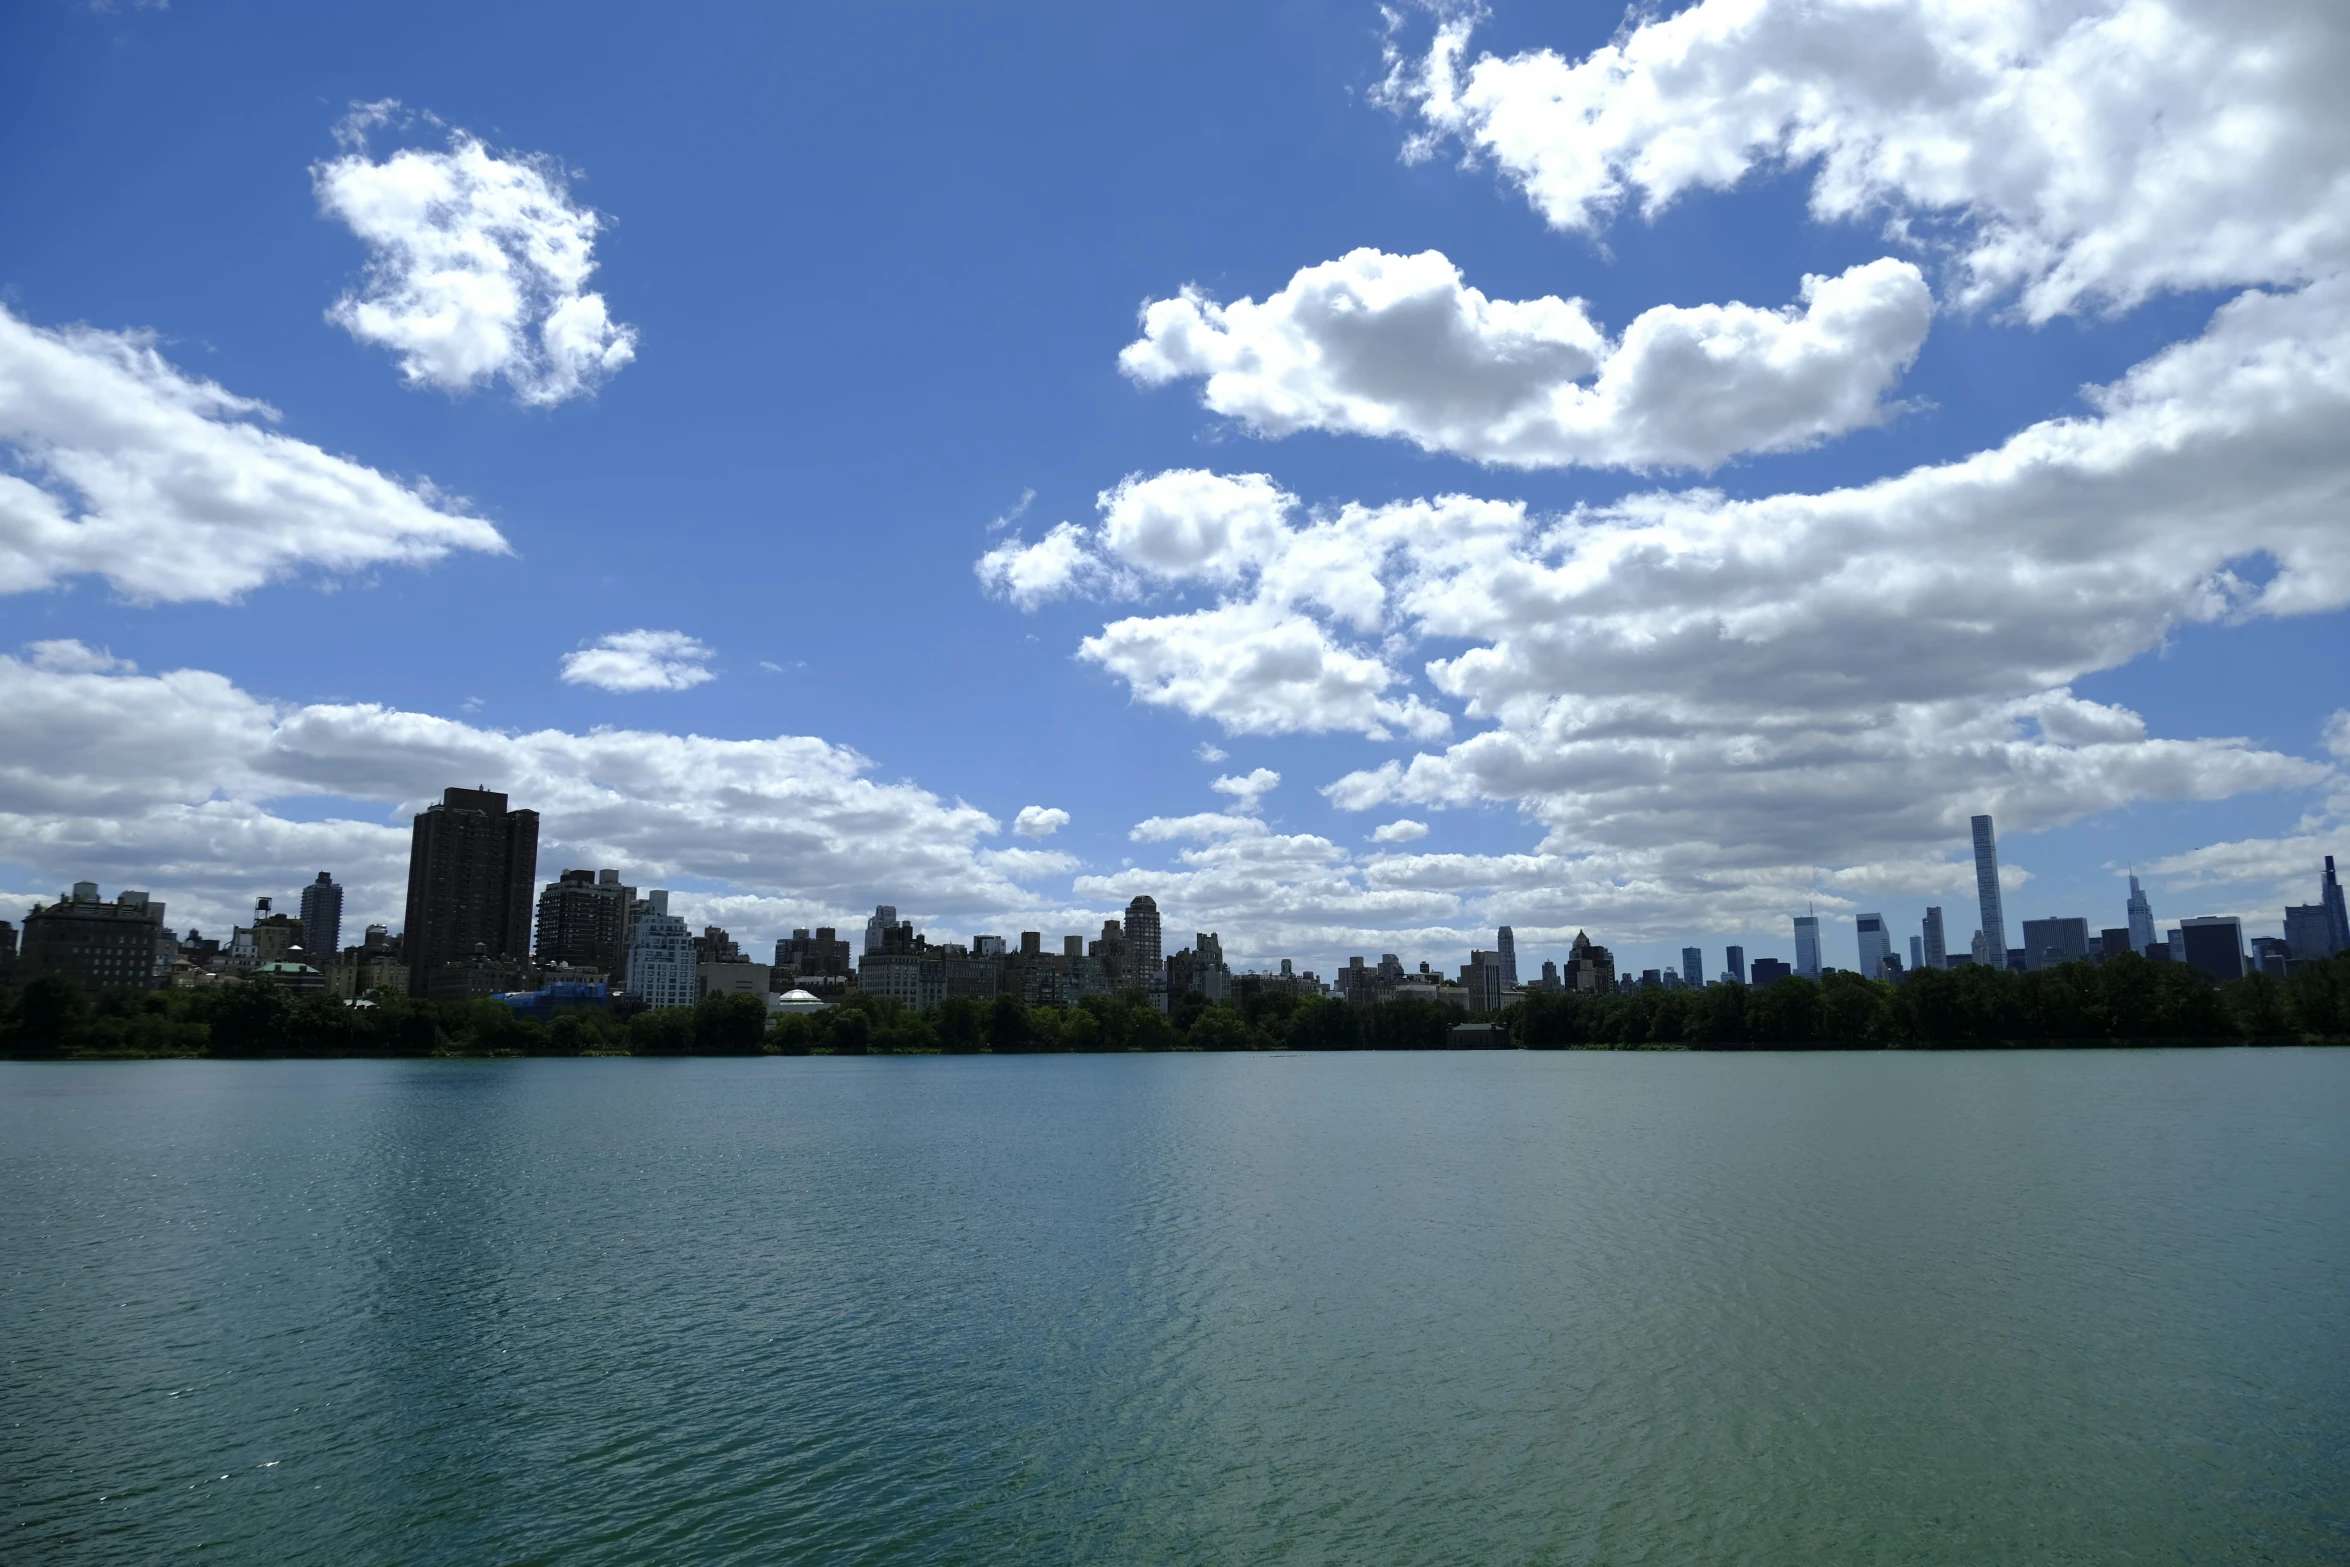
20,883,172,993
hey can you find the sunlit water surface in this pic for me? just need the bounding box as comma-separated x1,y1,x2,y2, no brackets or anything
5,1051,2346,1564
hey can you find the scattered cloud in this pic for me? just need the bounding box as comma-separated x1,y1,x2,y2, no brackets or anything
1013,804,1070,838
559,630,716,693
987,487,1036,533
1370,818,1429,843
1122,249,1931,470
0,650,1073,943
1195,742,1229,763
23,639,134,675
315,103,637,405
1210,767,1282,812
0,304,505,602
1382,0,2350,321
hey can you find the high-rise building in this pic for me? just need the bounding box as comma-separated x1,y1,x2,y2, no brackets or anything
2098,927,2132,962
1564,931,1616,994
1750,956,1791,986
1971,814,2008,966
2323,855,2349,956
1725,944,1746,985
1461,949,1509,1013
1855,914,1891,979
626,891,698,1008
1496,926,1518,990
864,905,898,956
1793,913,1821,979
2284,903,2335,962
1680,946,1703,987
2126,874,2156,956
1909,935,1924,973
402,787,539,995
1921,906,1948,970
536,869,637,979
1123,895,1163,993
2020,917,2090,970
299,872,343,960
2178,916,2245,983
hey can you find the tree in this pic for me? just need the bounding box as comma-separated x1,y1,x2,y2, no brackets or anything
3,974,92,1058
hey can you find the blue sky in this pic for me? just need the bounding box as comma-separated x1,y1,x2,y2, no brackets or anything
2,0,2344,979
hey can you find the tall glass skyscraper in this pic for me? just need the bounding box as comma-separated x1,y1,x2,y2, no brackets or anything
1971,814,2008,964
1680,946,1702,987
1921,906,1947,969
1855,913,1891,979
2126,873,2156,956
1497,926,1518,989
1793,914,1821,979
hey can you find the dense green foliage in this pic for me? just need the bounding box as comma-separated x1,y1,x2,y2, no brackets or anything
4,953,2346,1060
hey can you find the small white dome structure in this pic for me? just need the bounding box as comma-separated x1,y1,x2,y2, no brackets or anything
768,987,829,1015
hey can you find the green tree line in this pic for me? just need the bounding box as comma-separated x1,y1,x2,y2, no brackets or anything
4,951,2346,1060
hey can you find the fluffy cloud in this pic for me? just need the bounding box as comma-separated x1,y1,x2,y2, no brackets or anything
975,521,1117,610
1081,598,1451,742
0,646,1086,945
1370,818,1429,843
315,104,638,404
559,630,716,692
991,0,2350,946
1019,269,2349,913
1013,805,1070,837
1210,767,1282,811
0,305,505,601
1121,249,1932,470
1385,0,2350,319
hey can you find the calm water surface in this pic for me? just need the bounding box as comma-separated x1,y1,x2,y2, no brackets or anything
5,1051,2346,1564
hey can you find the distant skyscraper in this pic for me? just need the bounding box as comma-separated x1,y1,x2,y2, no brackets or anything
2178,916,2245,983
2324,855,2349,955
627,890,697,1008
1971,814,2008,965
536,868,637,977
1123,895,1163,993
2020,916,2090,970
299,871,342,959
1725,944,1746,985
1909,935,1924,973
1681,946,1702,987
1793,913,1821,979
864,905,898,955
1921,906,1948,970
402,787,539,995
1855,914,1891,979
2284,904,2334,962
2126,874,2156,956
1497,926,1518,989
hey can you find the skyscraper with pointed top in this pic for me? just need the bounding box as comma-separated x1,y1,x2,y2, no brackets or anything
2126,873,2156,957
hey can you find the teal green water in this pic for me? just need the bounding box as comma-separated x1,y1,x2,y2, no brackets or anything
5,1051,2346,1564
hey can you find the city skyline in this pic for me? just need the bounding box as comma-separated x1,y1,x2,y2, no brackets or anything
3,0,2347,982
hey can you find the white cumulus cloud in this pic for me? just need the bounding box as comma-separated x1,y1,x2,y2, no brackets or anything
1121,248,1932,470
1384,0,2350,320
0,305,505,602
315,104,638,405
1014,805,1071,838
1371,818,1430,843
559,630,716,693
0,650,1078,945
1210,767,1283,812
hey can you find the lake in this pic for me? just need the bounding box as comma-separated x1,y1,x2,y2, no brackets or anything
5,1051,2346,1564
